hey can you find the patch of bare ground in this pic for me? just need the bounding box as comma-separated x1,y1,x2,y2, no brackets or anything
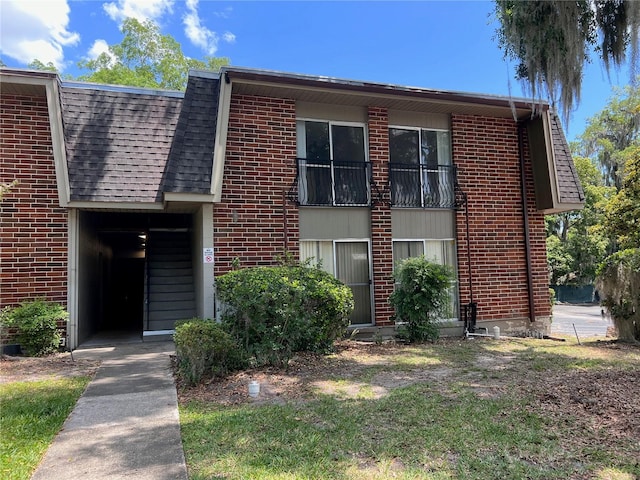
175,340,514,405
524,368,640,453
0,353,100,383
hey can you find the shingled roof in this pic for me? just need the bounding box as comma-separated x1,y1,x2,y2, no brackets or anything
61,84,184,203
550,113,585,204
162,73,220,194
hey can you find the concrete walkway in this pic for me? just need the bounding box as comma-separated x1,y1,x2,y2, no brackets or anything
31,341,188,480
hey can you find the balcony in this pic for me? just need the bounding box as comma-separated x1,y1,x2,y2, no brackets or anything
297,158,371,206
389,163,457,208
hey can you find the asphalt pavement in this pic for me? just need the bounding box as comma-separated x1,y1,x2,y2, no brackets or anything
551,303,613,338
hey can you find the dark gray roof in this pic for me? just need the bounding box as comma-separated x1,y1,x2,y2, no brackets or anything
61,85,183,202
550,113,584,204
162,74,220,194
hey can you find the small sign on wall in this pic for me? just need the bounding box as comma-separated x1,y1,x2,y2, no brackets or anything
203,247,214,264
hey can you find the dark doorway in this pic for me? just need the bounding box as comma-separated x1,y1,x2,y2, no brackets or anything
77,211,195,345
105,256,145,331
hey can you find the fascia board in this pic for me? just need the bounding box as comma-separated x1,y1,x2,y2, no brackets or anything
163,192,216,203
211,77,232,201
541,110,561,208
46,79,70,206
66,201,165,210
541,202,585,214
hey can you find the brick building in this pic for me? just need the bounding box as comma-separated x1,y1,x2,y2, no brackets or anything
0,67,583,349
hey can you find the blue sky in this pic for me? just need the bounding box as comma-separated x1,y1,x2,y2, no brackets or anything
0,0,632,140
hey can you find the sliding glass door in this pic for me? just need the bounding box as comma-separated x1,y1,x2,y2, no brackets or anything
300,240,373,325
335,241,372,325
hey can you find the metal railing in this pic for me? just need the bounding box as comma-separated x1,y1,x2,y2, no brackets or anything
389,163,457,208
297,158,371,206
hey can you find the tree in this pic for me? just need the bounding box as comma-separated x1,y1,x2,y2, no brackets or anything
546,156,614,285
596,139,640,342
495,0,640,122
78,18,229,90
604,145,640,250
27,60,58,72
577,83,640,189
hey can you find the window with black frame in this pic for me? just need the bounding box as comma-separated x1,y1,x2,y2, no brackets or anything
297,120,369,206
389,127,454,208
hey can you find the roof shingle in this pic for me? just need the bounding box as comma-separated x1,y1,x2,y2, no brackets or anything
550,113,585,204
162,74,220,194
61,86,183,202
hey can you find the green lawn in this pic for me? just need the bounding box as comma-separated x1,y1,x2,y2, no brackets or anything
0,377,91,480
179,338,640,480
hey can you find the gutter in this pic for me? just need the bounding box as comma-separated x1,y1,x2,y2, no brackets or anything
221,66,544,115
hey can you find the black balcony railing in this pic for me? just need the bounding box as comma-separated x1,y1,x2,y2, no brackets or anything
389,163,457,208
297,158,371,206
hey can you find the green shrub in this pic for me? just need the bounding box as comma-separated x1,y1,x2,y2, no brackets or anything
174,318,245,386
216,265,353,367
0,300,66,356
390,256,455,343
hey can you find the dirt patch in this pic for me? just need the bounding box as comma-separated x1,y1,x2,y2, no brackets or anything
175,342,429,405
0,353,100,384
527,368,640,448
175,340,515,405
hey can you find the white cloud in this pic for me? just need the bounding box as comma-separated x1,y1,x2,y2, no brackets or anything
183,0,235,55
86,39,117,67
88,39,110,60
214,7,233,19
0,0,79,70
103,0,173,23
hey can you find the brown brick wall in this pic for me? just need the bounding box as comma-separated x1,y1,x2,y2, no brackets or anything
368,107,394,326
0,93,68,312
214,94,298,276
452,114,550,324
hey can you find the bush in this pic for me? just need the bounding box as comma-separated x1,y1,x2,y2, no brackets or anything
0,300,66,356
596,248,640,342
174,319,245,386
216,265,353,367
390,256,455,343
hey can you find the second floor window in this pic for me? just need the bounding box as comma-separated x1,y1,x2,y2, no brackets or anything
389,127,455,208
297,120,369,206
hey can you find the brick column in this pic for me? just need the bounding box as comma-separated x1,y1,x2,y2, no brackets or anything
0,93,68,307
214,95,298,276
368,107,394,326
1,92,68,343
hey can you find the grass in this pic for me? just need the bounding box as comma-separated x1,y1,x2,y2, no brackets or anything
179,338,640,480
0,377,91,480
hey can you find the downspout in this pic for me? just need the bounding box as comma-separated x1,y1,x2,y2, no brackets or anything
517,122,536,325
283,189,289,253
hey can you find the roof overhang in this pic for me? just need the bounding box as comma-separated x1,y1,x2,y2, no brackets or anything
222,66,541,120
526,111,584,214
1,69,70,206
